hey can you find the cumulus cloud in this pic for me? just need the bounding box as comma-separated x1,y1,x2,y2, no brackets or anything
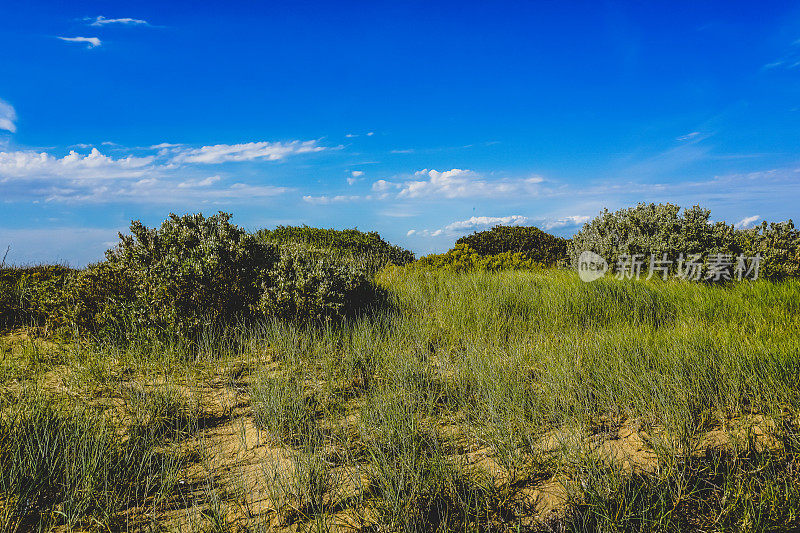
351,170,364,178
735,215,760,229
57,36,102,49
371,179,398,193
171,140,326,164
0,148,152,180
0,99,16,133
393,169,544,199
0,146,294,204
86,16,149,26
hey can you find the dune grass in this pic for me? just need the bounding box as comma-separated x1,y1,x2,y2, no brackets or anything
1,268,799,531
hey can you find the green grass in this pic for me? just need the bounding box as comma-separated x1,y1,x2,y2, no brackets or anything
2,268,799,531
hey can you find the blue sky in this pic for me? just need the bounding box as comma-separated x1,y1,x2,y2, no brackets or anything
1,0,799,265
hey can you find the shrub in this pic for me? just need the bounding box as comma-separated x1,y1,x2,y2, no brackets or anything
737,220,800,280
257,225,414,270
567,203,738,269
258,244,387,322
54,213,389,338
412,243,541,272
0,265,73,332
569,203,800,280
104,212,279,338
62,261,136,337
455,225,567,266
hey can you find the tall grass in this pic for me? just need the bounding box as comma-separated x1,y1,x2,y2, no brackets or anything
3,267,799,530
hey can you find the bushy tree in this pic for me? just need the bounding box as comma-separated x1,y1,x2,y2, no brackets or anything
455,225,567,266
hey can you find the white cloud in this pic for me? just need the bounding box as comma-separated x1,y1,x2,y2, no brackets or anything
171,140,326,164
406,229,443,237
150,142,183,149
408,214,528,239
87,16,149,26
177,175,221,188
677,131,701,141
371,179,398,193
347,170,365,186
57,36,102,49
445,215,528,232
0,148,152,180
0,146,294,204
0,99,17,133
396,169,544,199
302,195,362,205
543,215,591,230
366,132,374,136
735,215,760,229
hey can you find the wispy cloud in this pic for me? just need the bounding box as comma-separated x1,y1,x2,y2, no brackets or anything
57,36,102,49
445,215,528,232
302,194,362,205
543,215,591,230
676,131,701,141
177,175,221,188
382,169,545,200
735,215,760,229
170,140,327,164
86,16,149,27
0,99,16,133
763,38,800,70
408,214,528,238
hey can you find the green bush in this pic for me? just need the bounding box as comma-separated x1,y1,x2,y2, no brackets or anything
737,220,800,280
412,243,541,272
35,213,389,338
102,212,279,338
455,225,567,266
0,265,73,332
62,261,136,336
257,225,415,270
258,244,387,322
568,202,800,280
